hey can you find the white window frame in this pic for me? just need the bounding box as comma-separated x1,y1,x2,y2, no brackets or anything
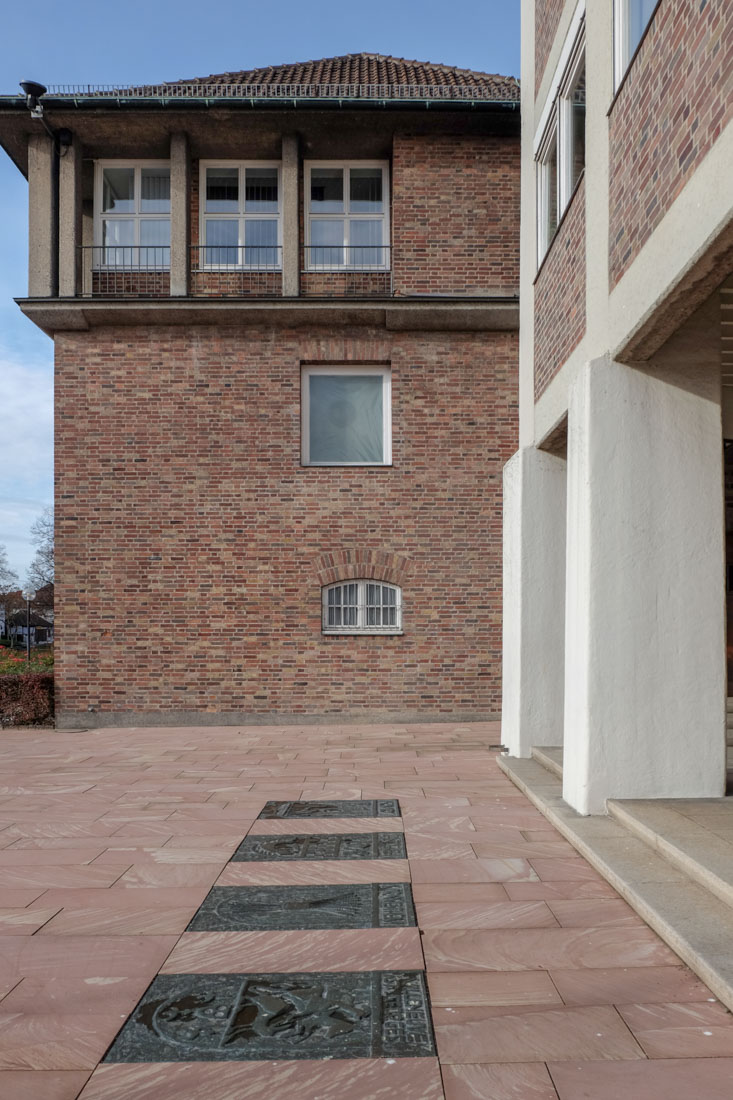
301,365,392,467
199,160,282,270
614,0,657,89
94,160,171,270
535,24,586,265
305,161,390,272
322,580,403,635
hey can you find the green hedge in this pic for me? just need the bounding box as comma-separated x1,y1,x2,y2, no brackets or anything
0,673,54,726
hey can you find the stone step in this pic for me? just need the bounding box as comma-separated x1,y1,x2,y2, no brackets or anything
530,745,563,779
498,752,733,1014
606,799,733,910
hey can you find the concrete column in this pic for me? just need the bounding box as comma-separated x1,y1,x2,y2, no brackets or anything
170,132,190,297
58,137,82,297
281,134,299,297
502,446,567,756
28,132,57,297
563,339,726,814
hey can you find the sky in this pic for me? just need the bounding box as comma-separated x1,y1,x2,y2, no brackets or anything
0,0,520,582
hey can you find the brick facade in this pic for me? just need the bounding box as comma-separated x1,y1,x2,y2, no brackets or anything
609,0,732,287
391,134,520,296
534,179,586,400
54,324,517,722
535,0,566,95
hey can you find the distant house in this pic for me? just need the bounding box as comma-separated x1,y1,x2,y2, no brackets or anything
6,610,54,647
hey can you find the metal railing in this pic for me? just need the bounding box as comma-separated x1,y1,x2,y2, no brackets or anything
302,245,392,297
75,242,510,301
81,246,171,297
190,245,283,297
45,82,517,104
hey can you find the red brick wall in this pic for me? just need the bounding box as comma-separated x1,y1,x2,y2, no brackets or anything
535,0,566,95
534,179,586,400
54,324,517,722
609,0,732,287
391,134,520,296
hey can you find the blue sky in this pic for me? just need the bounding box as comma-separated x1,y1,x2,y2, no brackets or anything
0,0,520,581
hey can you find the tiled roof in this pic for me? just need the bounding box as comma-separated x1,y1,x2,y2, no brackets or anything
169,54,519,101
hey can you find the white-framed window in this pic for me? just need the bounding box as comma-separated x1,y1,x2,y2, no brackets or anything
322,580,402,635
199,161,282,269
301,365,392,466
536,27,586,263
614,0,658,87
305,161,390,271
94,161,171,269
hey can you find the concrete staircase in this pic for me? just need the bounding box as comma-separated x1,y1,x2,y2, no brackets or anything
499,731,733,1013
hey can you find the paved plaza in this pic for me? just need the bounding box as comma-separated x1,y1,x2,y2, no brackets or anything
0,721,732,1098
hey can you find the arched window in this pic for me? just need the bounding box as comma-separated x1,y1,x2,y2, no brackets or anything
322,581,402,635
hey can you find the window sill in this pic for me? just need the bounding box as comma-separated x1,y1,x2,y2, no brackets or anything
301,462,393,468
322,629,403,637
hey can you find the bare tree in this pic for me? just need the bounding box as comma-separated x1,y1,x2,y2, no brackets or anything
27,507,54,590
0,545,20,644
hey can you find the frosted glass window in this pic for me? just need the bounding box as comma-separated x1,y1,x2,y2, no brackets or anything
140,168,170,212
307,373,387,464
306,163,389,270
96,163,170,269
205,220,238,265
244,219,278,266
245,168,278,212
102,168,134,213
311,168,344,212
350,168,383,212
201,164,281,268
206,168,239,212
311,220,345,266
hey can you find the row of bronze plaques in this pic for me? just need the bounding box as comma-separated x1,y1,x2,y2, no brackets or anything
105,799,437,1060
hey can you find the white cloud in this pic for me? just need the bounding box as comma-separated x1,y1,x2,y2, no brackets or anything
0,343,53,579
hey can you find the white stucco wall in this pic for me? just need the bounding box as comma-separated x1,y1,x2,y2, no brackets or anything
503,446,567,756
563,345,726,814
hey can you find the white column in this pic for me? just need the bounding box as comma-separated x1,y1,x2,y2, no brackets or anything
502,445,567,756
563,349,726,814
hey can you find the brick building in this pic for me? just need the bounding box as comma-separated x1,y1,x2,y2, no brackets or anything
0,55,520,727
504,2,733,811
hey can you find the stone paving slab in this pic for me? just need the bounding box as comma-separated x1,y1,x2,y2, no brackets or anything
2,720,733,1098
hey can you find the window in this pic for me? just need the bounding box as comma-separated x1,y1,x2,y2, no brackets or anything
536,28,586,263
94,162,170,268
322,581,402,634
301,366,391,466
614,0,658,87
305,162,389,270
200,162,281,268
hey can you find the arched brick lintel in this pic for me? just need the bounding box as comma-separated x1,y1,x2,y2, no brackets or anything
312,549,411,588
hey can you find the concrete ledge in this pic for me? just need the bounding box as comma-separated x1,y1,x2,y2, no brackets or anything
498,753,733,1013
56,708,501,730
17,296,520,337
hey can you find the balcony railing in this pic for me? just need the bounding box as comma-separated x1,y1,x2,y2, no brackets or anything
302,245,392,298
82,246,171,297
76,243,507,301
190,245,282,297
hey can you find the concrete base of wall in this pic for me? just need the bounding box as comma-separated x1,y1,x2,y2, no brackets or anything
56,708,502,730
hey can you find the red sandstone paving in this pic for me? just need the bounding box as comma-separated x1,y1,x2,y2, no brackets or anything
0,721,730,1097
